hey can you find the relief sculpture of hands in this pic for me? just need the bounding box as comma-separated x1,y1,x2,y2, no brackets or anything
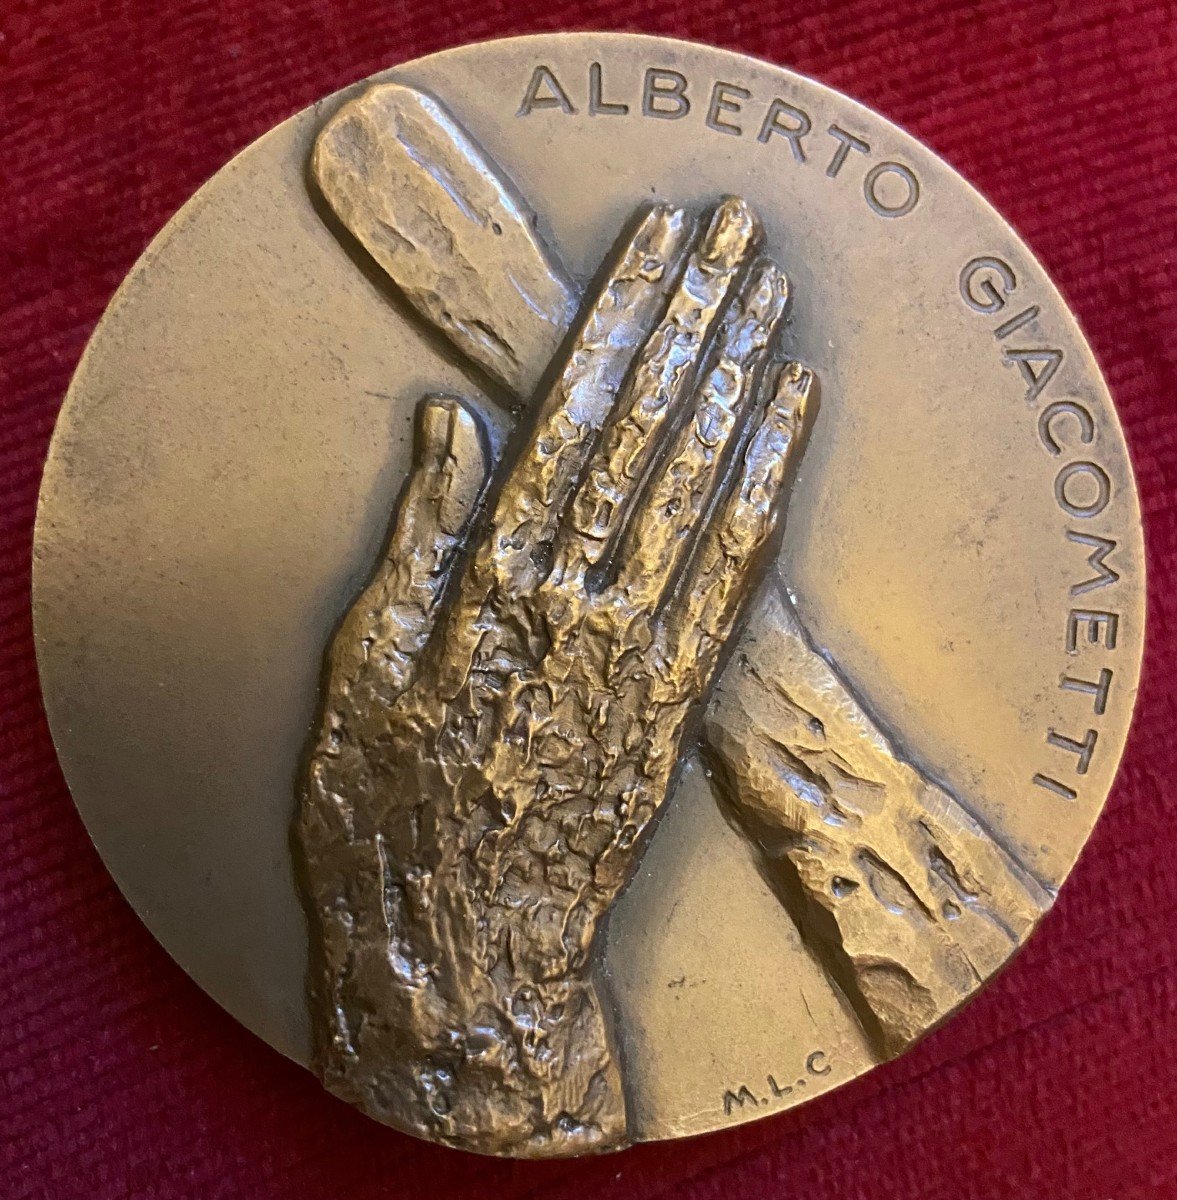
295,199,814,1157
298,82,1051,1152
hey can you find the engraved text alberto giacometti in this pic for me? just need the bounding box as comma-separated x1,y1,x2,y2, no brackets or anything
294,82,1051,1156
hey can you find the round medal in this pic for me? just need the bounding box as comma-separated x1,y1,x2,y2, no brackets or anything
33,33,1145,1157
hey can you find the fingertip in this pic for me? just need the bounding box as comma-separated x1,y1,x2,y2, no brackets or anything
628,203,692,281
407,395,492,544
413,394,453,472
643,200,688,233
769,360,816,433
739,362,818,513
739,258,792,330
700,196,762,264
414,394,486,473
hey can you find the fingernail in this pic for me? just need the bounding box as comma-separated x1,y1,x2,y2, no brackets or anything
415,395,463,469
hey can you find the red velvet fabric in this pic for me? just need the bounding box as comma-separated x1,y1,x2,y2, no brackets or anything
4,2,1176,1197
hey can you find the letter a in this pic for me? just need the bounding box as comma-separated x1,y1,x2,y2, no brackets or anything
517,66,576,116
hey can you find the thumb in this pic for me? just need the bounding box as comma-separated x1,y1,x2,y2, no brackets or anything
327,394,492,706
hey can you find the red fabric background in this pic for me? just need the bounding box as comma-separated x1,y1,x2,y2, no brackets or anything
3,2,1175,1197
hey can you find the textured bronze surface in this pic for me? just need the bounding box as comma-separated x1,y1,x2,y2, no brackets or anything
313,83,577,398
34,34,1145,1159
704,585,1052,1059
295,193,812,1155
300,80,1055,1151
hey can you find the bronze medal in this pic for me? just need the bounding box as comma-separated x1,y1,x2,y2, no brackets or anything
33,33,1145,1157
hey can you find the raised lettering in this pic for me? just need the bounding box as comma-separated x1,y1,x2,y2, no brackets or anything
1067,609,1119,652
994,305,1039,340
706,81,750,135
1061,668,1113,716
723,1085,760,1115
588,62,628,116
1033,773,1078,800
806,1050,832,1075
517,65,576,116
960,257,1016,314
1004,347,1063,403
1047,727,1098,774
1066,531,1120,594
1055,460,1111,519
643,68,690,119
757,98,811,162
826,124,870,177
1039,399,1095,455
864,161,920,217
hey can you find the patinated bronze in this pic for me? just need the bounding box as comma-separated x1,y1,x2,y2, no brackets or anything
33,34,1145,1159
297,177,812,1151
